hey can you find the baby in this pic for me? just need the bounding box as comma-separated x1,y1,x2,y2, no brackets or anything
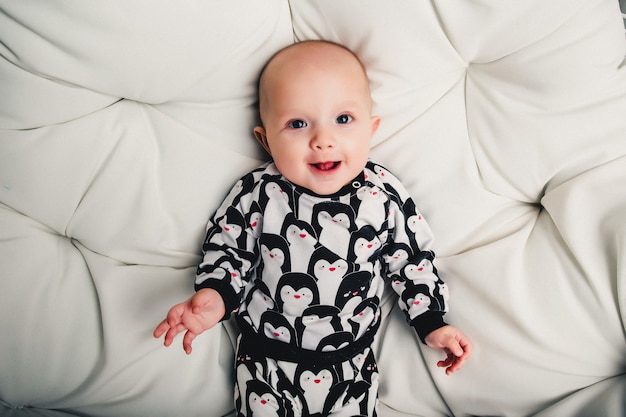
155,40,472,417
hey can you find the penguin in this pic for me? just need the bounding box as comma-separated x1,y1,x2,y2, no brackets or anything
348,225,381,265
308,247,351,280
246,200,264,239
436,282,450,312
400,198,433,250
213,171,257,221
347,297,379,339
195,263,236,286
353,184,387,231
281,213,318,272
402,259,438,294
258,234,291,283
246,380,284,417
295,305,343,351
206,206,247,249
258,181,293,234
260,310,297,345
307,246,351,302
353,347,378,384
295,362,339,417
312,201,357,258
371,163,403,200
275,272,320,320
390,276,407,298
322,378,370,417
243,279,276,329
335,270,372,312
197,242,247,279
316,331,354,352
406,293,431,318
382,242,412,273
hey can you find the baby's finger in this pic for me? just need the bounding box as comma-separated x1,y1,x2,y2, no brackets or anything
153,320,169,339
183,330,197,355
163,323,185,347
447,355,468,375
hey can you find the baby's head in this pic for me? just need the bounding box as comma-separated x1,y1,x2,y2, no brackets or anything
254,40,380,196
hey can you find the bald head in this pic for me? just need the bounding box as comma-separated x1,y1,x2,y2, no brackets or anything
257,41,373,126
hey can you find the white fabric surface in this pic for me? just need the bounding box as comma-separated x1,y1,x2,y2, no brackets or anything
1,1,625,416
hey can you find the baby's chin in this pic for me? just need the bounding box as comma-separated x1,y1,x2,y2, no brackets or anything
283,161,366,196
298,178,356,196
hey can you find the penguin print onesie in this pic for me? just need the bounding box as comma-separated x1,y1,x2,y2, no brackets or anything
196,161,449,417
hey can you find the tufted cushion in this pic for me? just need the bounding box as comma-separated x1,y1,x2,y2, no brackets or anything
1,1,625,416
290,1,626,415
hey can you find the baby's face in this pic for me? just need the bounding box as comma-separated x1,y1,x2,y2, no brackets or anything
255,42,380,196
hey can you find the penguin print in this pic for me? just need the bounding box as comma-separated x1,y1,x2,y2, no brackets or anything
325,379,370,417
282,213,318,272
246,380,284,417
371,163,405,203
347,298,379,339
259,181,293,235
435,282,449,312
316,331,354,352
355,348,380,416
243,280,276,329
355,348,378,384
390,277,406,297
312,202,356,258
246,201,264,239
307,246,351,302
308,247,351,280
335,270,372,313
348,225,382,265
258,234,291,283
296,305,343,351
235,357,255,417
194,161,449,417
354,184,387,230
295,363,339,416
403,259,438,293
213,171,257,221
195,263,234,286
261,310,296,345
275,272,320,320
196,251,252,289
401,198,433,250
382,243,412,273
207,206,247,249
407,293,431,318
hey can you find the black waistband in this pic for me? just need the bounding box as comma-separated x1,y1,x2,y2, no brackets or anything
236,316,378,365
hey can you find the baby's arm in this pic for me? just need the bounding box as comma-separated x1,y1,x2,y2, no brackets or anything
153,288,226,354
424,325,472,375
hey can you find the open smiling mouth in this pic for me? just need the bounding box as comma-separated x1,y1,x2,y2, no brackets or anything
311,161,340,171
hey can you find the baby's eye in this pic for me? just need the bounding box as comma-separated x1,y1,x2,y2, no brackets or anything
336,114,352,124
288,119,307,129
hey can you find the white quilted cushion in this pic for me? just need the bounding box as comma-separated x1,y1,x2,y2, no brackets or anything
1,0,625,416
0,1,293,416
290,1,626,416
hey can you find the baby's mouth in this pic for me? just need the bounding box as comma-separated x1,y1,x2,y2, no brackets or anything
312,161,340,171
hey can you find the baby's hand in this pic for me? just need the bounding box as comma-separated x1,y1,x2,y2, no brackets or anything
424,325,472,375
153,288,225,354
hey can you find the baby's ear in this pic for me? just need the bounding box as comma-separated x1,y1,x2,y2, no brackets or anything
253,126,272,155
370,116,381,136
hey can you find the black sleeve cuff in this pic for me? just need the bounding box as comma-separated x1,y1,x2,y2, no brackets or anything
410,311,447,344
